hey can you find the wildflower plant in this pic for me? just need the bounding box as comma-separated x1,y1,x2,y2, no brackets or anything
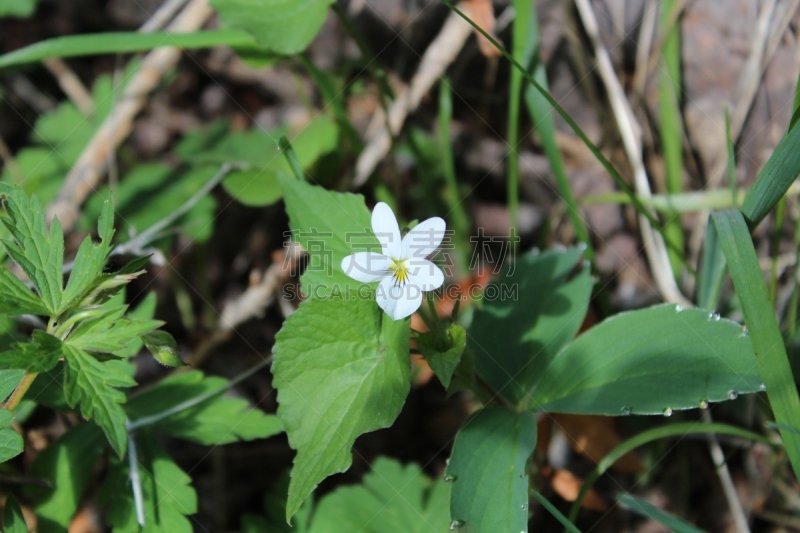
272,174,765,531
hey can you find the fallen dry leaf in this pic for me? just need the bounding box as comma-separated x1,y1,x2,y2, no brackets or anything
462,0,502,58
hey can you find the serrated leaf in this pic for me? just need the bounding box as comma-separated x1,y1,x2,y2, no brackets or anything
417,324,466,389
141,330,186,367
116,293,157,360
272,298,410,520
0,330,62,373
471,248,593,405
101,433,197,533
0,267,49,315
210,0,334,55
24,423,105,531
527,304,762,415
0,187,63,314
279,176,376,298
66,305,162,354
308,458,451,533
61,344,136,456
446,407,537,533
61,196,115,311
126,370,283,444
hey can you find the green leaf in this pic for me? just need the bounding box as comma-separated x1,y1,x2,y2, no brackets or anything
65,305,162,354
101,433,197,533
126,370,283,445
211,0,335,55
470,248,593,405
0,29,262,69
279,176,375,297
115,292,158,359
0,267,49,316
0,0,38,18
80,164,219,244
24,423,105,532
527,304,762,415
61,196,114,311
272,298,410,520
417,324,466,389
307,457,451,533
141,330,186,367
712,209,800,481
446,407,537,533
0,187,63,314
0,370,25,403
618,494,707,533
0,408,22,464
61,344,136,457
2,496,27,533
220,116,339,206
0,330,62,373
741,116,800,227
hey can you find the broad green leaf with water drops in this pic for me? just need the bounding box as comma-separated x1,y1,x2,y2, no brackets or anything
526,304,762,415
470,247,593,405
272,298,410,521
446,407,537,533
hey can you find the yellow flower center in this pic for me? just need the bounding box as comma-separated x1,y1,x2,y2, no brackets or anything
389,258,409,286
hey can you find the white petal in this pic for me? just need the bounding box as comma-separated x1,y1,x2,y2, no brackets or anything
401,216,446,259
376,276,423,320
407,260,444,291
341,252,391,283
372,202,402,258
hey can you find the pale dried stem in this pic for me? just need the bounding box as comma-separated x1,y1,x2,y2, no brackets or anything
352,2,476,187
575,0,691,307
42,58,94,116
47,0,213,230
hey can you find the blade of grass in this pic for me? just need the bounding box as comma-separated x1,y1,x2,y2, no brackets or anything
659,0,685,277
523,5,593,260
725,109,737,205
0,29,260,69
697,214,726,310
712,209,800,482
618,494,708,533
439,79,470,278
439,0,664,236
740,118,800,227
506,0,534,257
567,421,772,524
532,491,582,533
770,196,787,306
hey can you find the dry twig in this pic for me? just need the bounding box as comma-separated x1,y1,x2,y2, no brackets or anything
47,0,213,230
574,0,691,307
352,1,480,187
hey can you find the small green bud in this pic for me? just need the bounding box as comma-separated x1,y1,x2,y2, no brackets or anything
142,330,187,367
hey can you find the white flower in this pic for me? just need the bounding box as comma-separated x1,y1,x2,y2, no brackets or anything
341,202,446,320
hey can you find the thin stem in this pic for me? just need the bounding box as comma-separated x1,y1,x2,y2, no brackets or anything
126,356,272,431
